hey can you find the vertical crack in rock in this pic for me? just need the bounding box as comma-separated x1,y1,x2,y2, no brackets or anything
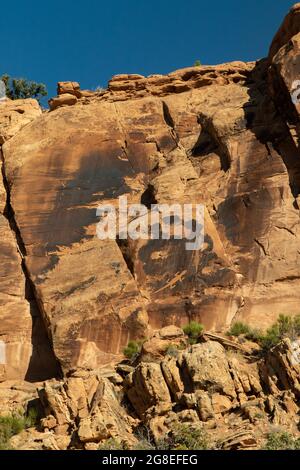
116,237,135,278
254,238,268,257
121,138,136,175
162,100,175,130
162,100,179,145
0,149,62,381
1,158,26,258
1,156,26,262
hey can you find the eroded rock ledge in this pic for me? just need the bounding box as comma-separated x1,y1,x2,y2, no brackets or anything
49,61,255,110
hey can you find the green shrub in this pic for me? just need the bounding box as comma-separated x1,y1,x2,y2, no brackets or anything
227,322,251,337
165,343,185,357
0,414,28,450
1,74,47,102
259,325,280,351
293,315,300,335
263,431,300,450
227,322,263,343
167,424,209,450
194,60,202,66
227,315,300,351
260,314,300,350
132,425,155,450
123,340,141,360
132,438,155,450
132,424,210,450
245,327,263,342
25,407,39,428
98,438,126,450
165,344,179,357
183,321,204,345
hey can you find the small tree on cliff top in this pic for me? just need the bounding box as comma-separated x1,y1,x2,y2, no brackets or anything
1,74,47,102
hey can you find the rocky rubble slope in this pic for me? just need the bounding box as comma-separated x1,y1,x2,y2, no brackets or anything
3,327,300,450
0,4,300,449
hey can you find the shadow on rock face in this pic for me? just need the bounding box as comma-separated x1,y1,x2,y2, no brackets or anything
24,278,62,382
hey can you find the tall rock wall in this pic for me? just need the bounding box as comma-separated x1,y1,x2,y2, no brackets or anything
0,100,60,381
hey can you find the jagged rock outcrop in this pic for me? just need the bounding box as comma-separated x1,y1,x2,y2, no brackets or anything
123,337,265,440
0,5,300,382
48,82,96,110
6,330,300,450
269,3,300,125
260,338,300,398
38,371,137,448
127,335,300,445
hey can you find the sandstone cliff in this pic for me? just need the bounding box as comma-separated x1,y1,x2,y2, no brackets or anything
0,3,300,432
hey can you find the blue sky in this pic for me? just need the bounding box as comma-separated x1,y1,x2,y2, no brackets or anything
0,0,294,101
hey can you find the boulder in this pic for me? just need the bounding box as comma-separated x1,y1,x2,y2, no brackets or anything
195,390,214,422
125,362,172,419
48,93,78,110
179,342,237,398
161,356,184,400
218,428,257,450
57,81,81,97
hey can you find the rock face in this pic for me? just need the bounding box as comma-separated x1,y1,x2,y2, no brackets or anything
0,99,41,144
0,5,300,381
0,99,59,382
